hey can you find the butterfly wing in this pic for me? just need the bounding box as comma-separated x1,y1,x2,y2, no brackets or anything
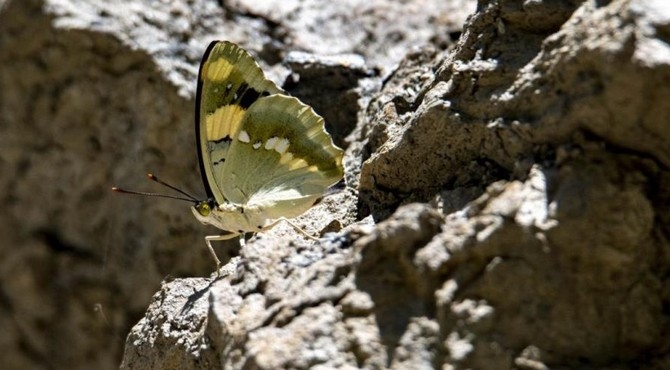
222,94,343,220
197,41,343,221
196,41,283,204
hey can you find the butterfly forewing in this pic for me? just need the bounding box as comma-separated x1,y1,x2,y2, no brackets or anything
196,41,283,204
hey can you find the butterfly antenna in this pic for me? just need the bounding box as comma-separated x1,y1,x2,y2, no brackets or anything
146,173,199,201
111,173,200,203
111,187,195,203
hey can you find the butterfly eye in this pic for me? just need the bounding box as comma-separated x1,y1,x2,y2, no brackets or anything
195,202,211,216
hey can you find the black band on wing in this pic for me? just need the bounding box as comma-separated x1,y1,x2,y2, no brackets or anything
195,41,219,202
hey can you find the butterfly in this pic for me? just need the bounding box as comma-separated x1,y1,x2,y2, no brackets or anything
114,41,344,272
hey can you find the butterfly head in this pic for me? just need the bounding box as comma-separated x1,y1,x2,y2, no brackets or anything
191,199,217,223
193,199,212,216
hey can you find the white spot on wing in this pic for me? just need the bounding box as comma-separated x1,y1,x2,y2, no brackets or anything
274,138,289,153
253,142,262,149
238,130,250,143
265,137,278,150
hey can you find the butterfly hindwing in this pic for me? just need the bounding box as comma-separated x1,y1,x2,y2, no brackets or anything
196,41,283,204
222,94,343,219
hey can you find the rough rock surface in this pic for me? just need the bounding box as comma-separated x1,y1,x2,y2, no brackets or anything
2,0,670,369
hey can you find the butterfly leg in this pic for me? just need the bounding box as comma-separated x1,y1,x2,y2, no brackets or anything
205,233,240,276
263,218,319,241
